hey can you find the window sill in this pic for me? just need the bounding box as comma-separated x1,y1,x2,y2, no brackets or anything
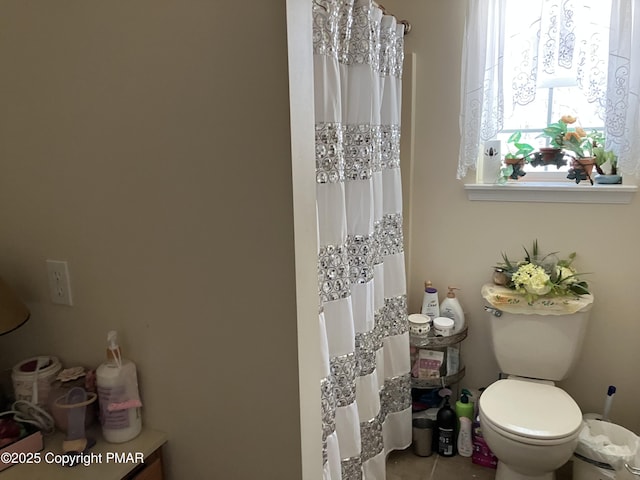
464,182,637,204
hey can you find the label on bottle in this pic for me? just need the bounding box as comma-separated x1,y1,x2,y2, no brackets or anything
440,307,455,320
97,384,130,429
421,293,440,318
438,427,454,456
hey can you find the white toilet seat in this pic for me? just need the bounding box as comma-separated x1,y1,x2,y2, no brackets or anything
480,378,582,445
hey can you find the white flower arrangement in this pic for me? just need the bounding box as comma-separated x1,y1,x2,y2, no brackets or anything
493,240,590,304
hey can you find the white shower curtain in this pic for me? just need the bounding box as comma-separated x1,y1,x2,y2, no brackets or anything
313,1,411,479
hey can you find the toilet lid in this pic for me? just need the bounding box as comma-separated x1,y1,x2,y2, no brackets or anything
480,379,582,440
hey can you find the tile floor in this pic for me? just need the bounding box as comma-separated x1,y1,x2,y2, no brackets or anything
386,447,573,480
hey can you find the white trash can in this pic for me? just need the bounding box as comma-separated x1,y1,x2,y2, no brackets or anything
573,419,640,480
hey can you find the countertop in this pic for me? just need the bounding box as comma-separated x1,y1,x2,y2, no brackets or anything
1,426,167,480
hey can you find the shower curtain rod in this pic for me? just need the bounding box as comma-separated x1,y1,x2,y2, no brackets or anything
312,1,412,35
374,2,412,35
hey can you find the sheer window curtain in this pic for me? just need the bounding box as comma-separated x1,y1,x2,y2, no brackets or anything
457,0,640,179
313,1,411,479
607,0,640,176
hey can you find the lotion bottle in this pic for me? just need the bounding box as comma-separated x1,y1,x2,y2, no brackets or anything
436,395,456,457
455,389,474,432
420,281,440,320
96,331,142,443
457,417,473,457
440,286,465,333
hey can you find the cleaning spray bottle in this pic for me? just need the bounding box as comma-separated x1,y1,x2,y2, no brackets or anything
456,389,474,457
436,389,456,457
96,331,142,443
421,281,439,320
440,287,465,333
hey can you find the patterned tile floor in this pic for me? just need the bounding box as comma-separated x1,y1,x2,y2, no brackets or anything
386,447,573,480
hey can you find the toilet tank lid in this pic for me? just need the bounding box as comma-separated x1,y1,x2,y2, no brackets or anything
480,379,582,440
481,283,594,316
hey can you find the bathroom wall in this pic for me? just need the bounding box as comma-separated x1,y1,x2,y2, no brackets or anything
0,1,315,479
387,0,640,433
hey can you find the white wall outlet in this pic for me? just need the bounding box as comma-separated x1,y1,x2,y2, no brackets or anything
46,260,73,306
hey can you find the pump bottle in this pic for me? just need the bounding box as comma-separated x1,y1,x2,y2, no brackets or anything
455,389,474,457
440,286,465,333
96,331,142,443
437,395,456,457
421,281,440,320
455,389,474,427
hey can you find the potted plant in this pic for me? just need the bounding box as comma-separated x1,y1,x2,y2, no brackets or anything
593,148,621,183
497,130,568,184
539,116,572,149
498,131,535,183
540,115,597,184
589,131,621,184
537,117,572,166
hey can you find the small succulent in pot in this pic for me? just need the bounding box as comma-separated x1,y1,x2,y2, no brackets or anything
589,130,621,183
594,148,618,175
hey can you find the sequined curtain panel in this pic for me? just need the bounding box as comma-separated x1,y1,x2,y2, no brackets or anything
313,1,411,479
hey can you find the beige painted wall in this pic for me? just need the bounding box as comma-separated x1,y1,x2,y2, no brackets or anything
0,1,314,479
389,0,640,433
1,1,638,477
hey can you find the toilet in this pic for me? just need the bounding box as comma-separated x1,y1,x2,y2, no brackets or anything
480,289,594,480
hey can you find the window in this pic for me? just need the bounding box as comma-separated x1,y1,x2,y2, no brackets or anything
457,0,640,185
498,1,612,176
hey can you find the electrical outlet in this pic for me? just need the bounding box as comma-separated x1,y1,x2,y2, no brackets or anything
46,260,73,306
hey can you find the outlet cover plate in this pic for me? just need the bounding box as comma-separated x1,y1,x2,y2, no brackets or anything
46,260,73,306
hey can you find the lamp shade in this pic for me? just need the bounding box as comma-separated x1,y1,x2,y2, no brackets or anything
0,277,30,336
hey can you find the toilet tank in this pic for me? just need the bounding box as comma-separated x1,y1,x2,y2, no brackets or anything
486,305,592,381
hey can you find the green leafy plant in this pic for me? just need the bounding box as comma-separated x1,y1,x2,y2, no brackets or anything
539,115,593,159
493,240,590,304
594,148,618,175
497,161,527,184
539,120,569,149
504,131,535,160
589,131,618,175
497,131,536,184
498,130,569,184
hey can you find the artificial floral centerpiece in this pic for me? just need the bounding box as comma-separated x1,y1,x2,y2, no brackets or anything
492,240,590,304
